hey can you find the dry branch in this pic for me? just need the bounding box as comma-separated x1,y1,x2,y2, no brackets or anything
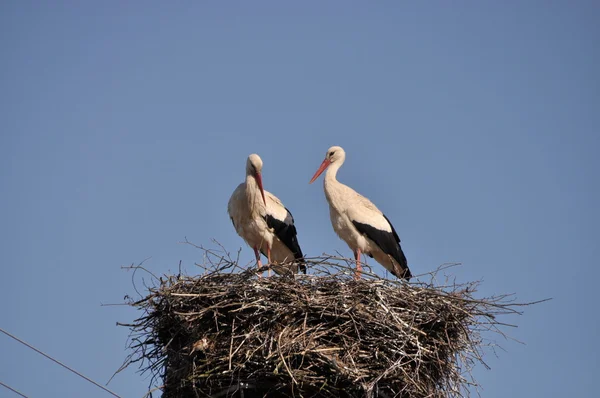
117,244,541,398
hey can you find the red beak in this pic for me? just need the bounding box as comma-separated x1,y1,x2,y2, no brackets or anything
255,172,267,205
309,158,331,184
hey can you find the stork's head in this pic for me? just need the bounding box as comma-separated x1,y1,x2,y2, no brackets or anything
309,146,345,184
246,154,266,205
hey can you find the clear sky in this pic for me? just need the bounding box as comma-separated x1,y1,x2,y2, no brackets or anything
1,2,598,397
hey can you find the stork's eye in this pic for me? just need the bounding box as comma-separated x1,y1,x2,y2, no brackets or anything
329,151,335,157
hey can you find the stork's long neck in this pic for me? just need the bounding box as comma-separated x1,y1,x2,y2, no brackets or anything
324,160,343,204
245,174,265,214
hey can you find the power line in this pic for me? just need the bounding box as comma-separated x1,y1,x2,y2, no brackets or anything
0,381,29,398
0,327,122,398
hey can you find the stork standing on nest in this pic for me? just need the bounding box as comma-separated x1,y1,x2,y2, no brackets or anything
228,154,306,276
309,146,411,280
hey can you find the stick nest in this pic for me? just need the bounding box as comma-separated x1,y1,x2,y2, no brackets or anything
119,245,532,398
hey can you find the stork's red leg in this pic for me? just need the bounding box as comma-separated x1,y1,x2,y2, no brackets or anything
354,249,362,280
267,246,272,277
253,247,263,278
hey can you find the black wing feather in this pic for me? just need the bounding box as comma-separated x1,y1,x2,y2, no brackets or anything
263,208,306,273
352,214,411,280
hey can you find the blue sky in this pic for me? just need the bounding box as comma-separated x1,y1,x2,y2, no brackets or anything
1,2,598,397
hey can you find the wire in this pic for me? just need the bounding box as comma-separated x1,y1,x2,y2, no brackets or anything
0,327,122,398
0,381,29,398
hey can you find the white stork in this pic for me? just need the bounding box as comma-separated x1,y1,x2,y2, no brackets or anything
228,154,306,276
309,146,411,280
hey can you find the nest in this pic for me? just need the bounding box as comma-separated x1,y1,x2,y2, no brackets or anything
118,244,535,398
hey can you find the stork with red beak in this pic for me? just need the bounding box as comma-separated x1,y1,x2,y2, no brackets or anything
228,154,306,275
309,146,411,280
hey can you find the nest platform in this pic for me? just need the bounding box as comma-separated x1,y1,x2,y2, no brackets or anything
119,247,529,398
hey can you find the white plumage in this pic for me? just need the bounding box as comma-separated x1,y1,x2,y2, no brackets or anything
228,154,305,275
310,146,411,280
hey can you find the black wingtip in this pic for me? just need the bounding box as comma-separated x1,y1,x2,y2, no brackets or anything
299,262,307,274
390,265,411,281
295,254,307,274
402,268,412,281
398,257,412,281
